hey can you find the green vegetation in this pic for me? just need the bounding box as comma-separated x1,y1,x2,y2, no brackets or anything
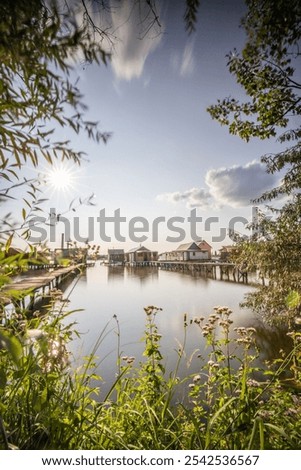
208,0,301,323
0,0,300,451
0,303,300,449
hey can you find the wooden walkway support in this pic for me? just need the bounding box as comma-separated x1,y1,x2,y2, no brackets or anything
126,261,248,284
2,264,82,308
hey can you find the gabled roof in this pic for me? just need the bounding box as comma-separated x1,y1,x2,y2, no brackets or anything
127,246,151,253
197,240,212,249
176,242,202,252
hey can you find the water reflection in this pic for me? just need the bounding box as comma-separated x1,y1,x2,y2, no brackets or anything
63,263,290,399
125,265,159,284
252,319,292,361
107,266,125,281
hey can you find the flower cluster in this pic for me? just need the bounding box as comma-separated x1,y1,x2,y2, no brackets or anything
234,326,256,348
121,355,136,365
144,306,162,316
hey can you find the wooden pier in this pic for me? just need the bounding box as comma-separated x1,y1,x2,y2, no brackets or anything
126,260,248,284
2,264,82,308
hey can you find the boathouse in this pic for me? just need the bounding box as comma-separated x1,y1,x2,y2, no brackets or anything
159,242,210,262
108,249,125,265
126,246,158,264
219,245,235,261
197,240,212,259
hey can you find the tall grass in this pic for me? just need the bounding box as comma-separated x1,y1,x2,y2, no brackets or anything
0,301,300,450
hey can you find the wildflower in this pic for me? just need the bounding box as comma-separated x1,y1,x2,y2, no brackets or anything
193,374,201,383
285,408,298,416
144,305,162,315
26,329,45,340
224,308,232,315
247,327,256,334
247,379,261,388
258,410,273,419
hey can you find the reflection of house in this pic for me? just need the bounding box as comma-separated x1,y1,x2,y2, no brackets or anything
159,242,210,262
219,245,235,261
126,246,158,264
108,249,125,265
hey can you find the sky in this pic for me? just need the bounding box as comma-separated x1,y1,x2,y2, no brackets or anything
8,0,284,254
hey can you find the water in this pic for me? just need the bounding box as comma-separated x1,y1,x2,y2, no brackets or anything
62,263,291,399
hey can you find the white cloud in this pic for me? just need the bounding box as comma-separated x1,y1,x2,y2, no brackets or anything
157,187,212,209
206,160,279,207
171,41,195,77
157,161,280,209
109,0,163,80
180,42,195,77
57,0,163,80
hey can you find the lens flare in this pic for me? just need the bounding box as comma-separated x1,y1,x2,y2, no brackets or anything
46,165,75,192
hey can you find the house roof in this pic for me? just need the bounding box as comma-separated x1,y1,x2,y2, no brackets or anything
108,249,124,255
220,245,234,252
127,246,151,253
175,242,202,252
197,240,212,249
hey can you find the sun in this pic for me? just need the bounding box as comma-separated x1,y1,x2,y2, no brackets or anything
46,165,75,192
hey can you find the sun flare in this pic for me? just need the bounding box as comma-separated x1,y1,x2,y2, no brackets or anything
46,165,75,192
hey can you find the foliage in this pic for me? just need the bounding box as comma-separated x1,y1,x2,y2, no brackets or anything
207,0,301,323
0,0,110,171
0,304,300,450
0,0,111,246
0,0,300,452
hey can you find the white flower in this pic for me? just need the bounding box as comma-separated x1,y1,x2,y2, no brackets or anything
26,329,45,339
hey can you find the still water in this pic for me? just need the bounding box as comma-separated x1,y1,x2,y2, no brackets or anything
62,263,290,398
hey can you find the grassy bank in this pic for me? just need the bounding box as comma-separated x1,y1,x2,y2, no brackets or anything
0,301,301,450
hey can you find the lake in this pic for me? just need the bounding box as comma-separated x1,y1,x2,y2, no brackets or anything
62,263,290,399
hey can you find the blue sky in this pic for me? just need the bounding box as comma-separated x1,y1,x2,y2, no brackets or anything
10,0,284,253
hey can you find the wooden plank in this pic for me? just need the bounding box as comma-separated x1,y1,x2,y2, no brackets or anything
3,265,80,293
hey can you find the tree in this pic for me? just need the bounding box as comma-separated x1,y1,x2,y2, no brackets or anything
0,0,112,246
208,0,301,325
0,0,200,243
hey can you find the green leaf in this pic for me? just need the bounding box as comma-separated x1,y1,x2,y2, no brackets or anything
286,290,300,309
0,368,7,389
0,330,23,366
5,234,13,252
